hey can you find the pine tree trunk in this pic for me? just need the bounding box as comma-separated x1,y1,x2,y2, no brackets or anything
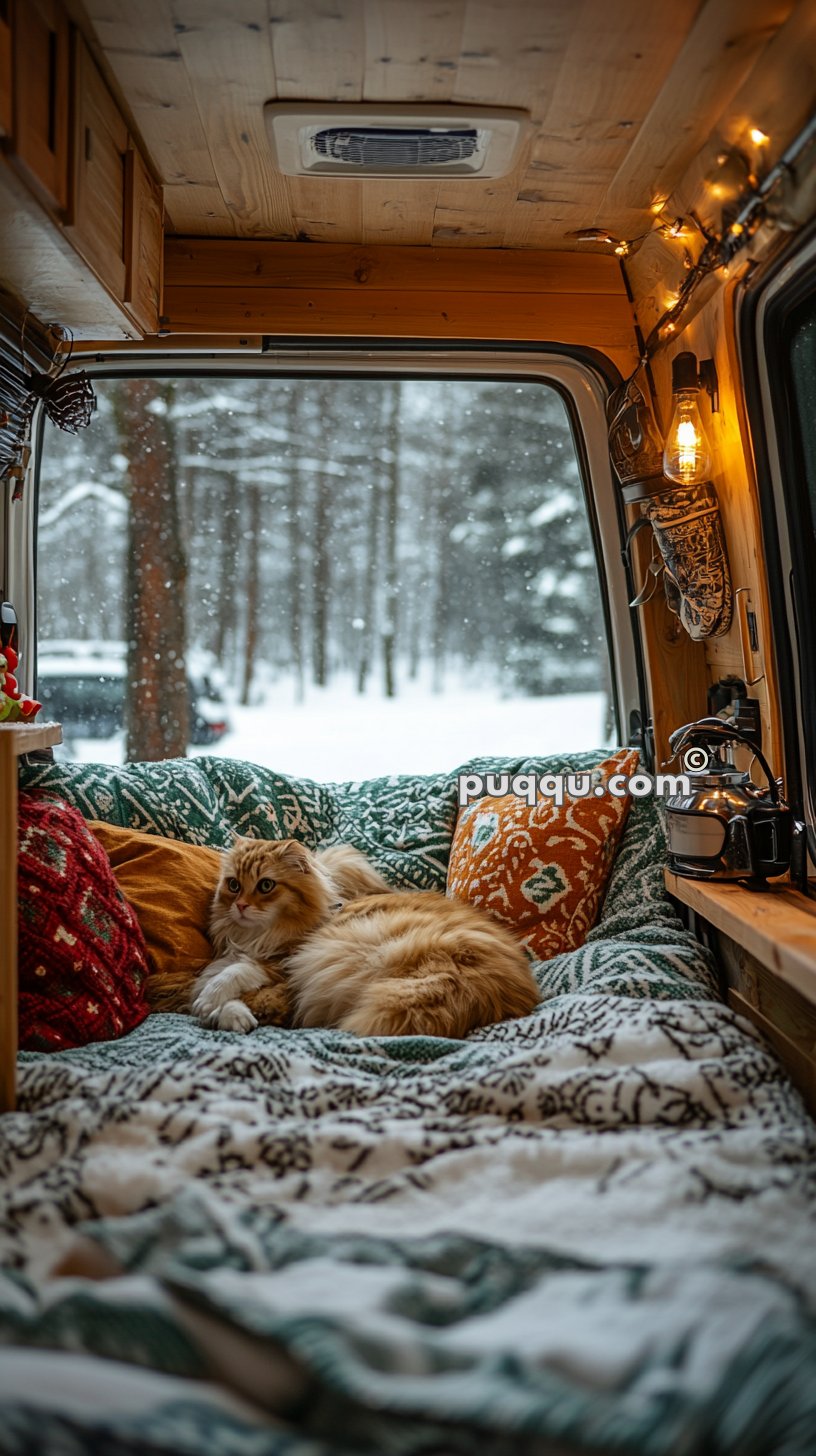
241,483,262,706
118,379,188,763
213,471,239,671
287,392,306,703
357,475,381,695
382,381,400,699
312,472,331,688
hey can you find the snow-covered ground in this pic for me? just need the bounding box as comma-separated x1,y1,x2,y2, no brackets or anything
57,677,611,781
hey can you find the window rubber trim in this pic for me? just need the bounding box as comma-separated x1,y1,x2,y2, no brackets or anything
739,221,816,843
32,342,648,756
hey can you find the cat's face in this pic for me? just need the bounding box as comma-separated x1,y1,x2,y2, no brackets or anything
216,838,314,926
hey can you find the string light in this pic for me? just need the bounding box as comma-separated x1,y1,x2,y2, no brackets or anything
564,107,814,373
659,217,686,239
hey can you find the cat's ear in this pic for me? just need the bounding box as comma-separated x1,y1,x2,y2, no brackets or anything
280,839,312,874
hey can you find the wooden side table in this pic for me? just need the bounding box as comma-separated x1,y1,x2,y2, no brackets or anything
0,721,63,1111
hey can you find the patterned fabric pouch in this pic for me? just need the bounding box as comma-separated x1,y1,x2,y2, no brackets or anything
606,373,666,502
643,481,733,639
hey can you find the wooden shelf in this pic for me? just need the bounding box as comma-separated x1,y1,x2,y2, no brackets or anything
664,869,816,1004
0,720,63,755
0,719,62,1113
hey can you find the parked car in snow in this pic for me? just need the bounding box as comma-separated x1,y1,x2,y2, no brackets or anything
36,641,231,746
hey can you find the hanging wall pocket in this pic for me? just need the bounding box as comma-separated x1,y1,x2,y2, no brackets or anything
608,372,733,641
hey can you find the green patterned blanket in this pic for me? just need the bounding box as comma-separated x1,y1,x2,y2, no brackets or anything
3,754,815,1453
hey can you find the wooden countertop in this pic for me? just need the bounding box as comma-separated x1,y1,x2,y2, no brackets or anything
0,720,63,755
664,869,816,1004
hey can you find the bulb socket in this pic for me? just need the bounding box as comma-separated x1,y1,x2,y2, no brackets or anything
671,351,699,393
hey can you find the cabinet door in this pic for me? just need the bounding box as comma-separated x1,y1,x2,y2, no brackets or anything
65,33,127,298
124,145,163,335
10,0,69,209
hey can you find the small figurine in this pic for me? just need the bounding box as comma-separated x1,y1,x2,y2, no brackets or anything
0,642,41,722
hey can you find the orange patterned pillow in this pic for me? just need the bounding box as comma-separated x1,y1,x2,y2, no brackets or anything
447,749,640,962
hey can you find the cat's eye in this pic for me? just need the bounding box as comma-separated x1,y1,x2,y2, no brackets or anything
257,878,276,894
226,877,241,894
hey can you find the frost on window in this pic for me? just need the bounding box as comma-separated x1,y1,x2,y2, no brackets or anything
37,376,613,775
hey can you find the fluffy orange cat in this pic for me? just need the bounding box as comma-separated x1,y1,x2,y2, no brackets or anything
191,837,538,1038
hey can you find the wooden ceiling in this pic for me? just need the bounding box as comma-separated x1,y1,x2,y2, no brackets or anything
80,0,800,249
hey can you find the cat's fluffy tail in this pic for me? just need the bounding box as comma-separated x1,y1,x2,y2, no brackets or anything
318,844,391,903
337,953,535,1039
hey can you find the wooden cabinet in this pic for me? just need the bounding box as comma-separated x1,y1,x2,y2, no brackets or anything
9,0,69,211
0,6,164,340
124,144,163,336
65,32,128,299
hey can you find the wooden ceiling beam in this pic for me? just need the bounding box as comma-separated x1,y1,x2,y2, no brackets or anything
161,238,638,371
164,239,627,294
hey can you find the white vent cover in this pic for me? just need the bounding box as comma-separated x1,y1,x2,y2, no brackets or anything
264,103,529,179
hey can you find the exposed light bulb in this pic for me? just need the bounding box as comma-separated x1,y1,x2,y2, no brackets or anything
663,392,712,484
660,217,686,239
750,127,769,146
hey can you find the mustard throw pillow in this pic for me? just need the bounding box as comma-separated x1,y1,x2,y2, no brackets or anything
87,822,222,1009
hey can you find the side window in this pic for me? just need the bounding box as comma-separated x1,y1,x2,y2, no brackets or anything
781,289,816,810
36,375,613,774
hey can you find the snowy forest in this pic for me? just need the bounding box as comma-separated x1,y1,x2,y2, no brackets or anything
37,375,611,767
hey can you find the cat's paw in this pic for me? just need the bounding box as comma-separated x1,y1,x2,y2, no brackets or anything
215,1000,258,1034
192,965,245,1024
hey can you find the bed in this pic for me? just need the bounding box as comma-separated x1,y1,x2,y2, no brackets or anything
2,752,816,1454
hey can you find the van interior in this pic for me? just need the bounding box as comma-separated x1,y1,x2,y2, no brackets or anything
1,2,816,1450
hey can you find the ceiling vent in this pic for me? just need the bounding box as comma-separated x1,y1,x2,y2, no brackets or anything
264,103,529,179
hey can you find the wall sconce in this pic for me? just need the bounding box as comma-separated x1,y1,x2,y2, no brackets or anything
662,351,719,486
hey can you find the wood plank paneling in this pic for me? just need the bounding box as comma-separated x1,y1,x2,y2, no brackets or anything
163,183,235,235
161,241,637,366
82,0,224,190
171,0,293,238
269,0,366,242
604,0,794,215
162,283,636,354
164,240,625,293
81,0,801,250
363,0,464,103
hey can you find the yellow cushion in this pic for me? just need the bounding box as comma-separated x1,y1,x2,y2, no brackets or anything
86,822,221,1003
446,749,640,962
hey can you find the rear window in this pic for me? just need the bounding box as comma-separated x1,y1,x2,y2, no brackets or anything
37,375,613,775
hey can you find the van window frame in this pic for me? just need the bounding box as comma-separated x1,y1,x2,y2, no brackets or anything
740,225,816,857
27,345,648,761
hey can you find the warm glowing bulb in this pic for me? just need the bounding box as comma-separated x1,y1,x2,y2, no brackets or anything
663,392,712,485
750,127,769,146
